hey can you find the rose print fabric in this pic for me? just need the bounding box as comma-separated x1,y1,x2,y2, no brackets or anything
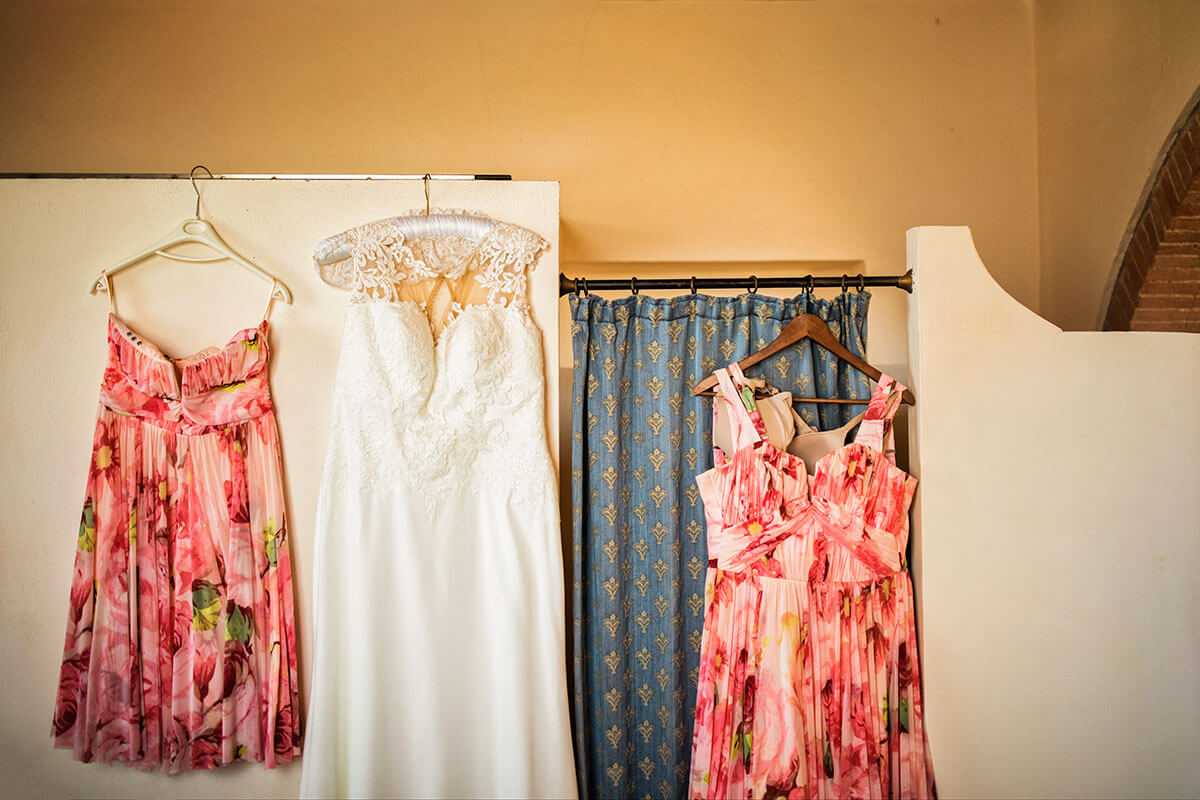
690,364,934,799
53,312,301,773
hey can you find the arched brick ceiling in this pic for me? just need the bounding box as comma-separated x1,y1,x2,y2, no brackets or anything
1104,100,1200,332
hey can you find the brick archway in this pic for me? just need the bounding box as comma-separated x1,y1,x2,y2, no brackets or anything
1104,95,1200,331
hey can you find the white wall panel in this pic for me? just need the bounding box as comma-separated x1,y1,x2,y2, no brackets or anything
909,226,1200,798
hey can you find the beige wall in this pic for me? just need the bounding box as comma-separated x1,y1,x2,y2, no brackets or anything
1035,0,1200,330
0,0,1042,355
909,226,1200,798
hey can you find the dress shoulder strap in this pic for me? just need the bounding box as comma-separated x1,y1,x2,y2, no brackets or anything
714,367,760,450
854,374,906,461
472,220,548,307
713,363,770,455
261,278,279,325
100,270,116,314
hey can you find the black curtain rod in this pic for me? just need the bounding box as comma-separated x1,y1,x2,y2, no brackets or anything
560,270,913,296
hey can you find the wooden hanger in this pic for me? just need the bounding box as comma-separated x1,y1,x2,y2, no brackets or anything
87,165,292,303
692,312,915,405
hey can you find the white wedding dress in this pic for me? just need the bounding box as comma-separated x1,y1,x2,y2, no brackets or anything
299,211,577,799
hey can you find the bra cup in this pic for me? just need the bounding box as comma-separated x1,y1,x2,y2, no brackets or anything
786,430,849,475
436,305,542,420
336,302,434,420
785,409,867,475
438,307,507,398
757,393,794,448
712,392,795,455
809,443,875,522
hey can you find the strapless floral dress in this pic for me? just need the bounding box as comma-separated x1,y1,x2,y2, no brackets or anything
53,311,301,773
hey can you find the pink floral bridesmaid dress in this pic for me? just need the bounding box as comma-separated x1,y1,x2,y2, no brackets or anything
690,364,935,799
52,275,302,773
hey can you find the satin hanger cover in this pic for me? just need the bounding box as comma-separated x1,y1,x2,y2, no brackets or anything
312,174,495,267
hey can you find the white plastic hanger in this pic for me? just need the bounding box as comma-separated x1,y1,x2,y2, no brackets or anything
88,165,293,303
312,174,495,266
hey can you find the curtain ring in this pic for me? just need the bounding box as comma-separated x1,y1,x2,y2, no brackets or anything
857,273,866,293
748,275,758,294
423,174,432,215
630,276,639,295
690,275,697,294
841,274,848,292
805,275,815,294
579,277,589,297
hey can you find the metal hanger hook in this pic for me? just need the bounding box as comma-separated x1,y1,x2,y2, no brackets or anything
423,174,431,215
857,273,866,293
690,275,697,295
748,275,758,294
189,165,214,218
630,276,639,296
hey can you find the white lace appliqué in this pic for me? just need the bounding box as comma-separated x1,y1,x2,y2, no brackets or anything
345,223,431,302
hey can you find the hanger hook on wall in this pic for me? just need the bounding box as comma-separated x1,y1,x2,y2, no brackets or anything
423,174,432,216
189,165,214,218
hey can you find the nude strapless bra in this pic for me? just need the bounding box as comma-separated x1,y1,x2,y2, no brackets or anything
713,389,866,474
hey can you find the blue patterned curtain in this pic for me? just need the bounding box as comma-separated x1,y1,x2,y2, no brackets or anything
570,290,872,800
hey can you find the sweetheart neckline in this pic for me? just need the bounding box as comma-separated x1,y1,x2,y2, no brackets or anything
350,301,538,412
379,297,533,350
109,313,264,366
710,435,915,516
108,313,268,401
770,436,869,484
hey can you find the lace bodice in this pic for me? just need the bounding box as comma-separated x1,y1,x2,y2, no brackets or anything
313,211,556,517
